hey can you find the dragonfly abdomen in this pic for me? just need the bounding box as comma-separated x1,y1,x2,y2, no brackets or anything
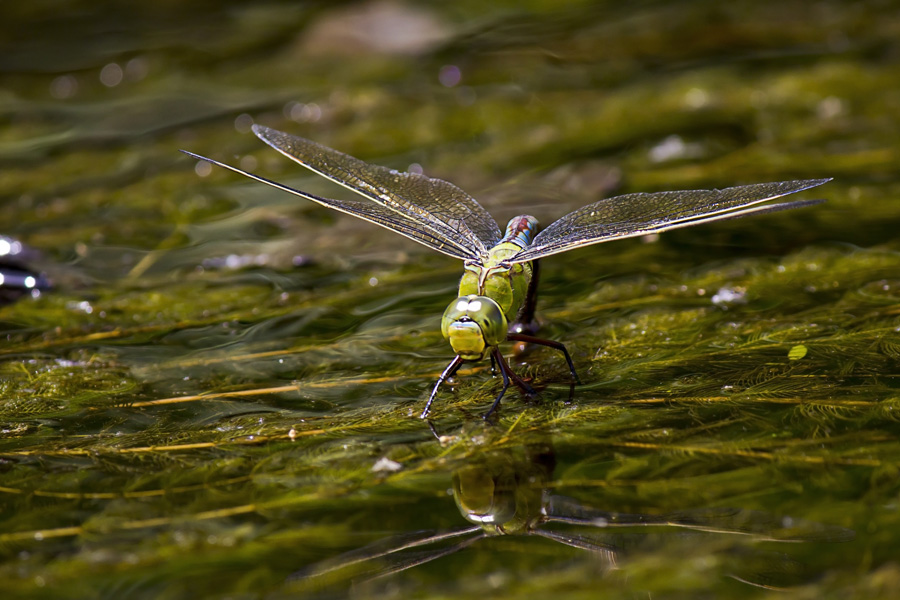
501,215,539,249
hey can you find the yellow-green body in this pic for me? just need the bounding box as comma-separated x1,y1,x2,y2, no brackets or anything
458,241,534,324
440,216,539,361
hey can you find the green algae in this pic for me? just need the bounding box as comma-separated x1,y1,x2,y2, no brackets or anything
2,1,900,598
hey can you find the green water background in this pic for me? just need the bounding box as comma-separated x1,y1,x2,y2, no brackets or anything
2,1,900,597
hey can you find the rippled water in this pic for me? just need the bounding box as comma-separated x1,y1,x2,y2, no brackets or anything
2,1,900,598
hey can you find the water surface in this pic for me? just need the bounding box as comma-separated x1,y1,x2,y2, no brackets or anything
2,1,899,598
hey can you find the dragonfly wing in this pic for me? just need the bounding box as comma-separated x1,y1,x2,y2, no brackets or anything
181,150,477,260
531,528,619,558
287,527,483,583
253,125,502,257
546,504,853,543
508,179,830,264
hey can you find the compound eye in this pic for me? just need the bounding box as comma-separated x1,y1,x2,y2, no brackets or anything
465,295,507,347
444,296,474,325
441,295,508,349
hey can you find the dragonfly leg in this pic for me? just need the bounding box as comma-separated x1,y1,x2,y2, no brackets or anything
420,355,465,419
483,347,537,419
499,351,537,396
507,332,581,385
489,353,497,375
510,259,541,337
483,348,512,419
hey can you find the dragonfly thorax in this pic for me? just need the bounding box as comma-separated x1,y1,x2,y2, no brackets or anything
457,216,537,322
442,295,508,360
458,260,531,328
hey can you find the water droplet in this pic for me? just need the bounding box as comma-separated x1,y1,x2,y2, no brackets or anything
99,63,123,87
234,113,254,133
49,74,78,99
439,64,461,87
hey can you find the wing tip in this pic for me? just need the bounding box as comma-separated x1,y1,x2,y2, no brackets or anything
179,149,234,172
252,123,275,140
779,177,832,196
179,149,207,161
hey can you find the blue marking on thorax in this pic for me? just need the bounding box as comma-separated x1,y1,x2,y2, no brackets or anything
501,215,538,249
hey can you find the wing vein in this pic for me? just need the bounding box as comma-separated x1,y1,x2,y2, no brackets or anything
180,150,477,260
508,179,830,264
252,125,501,255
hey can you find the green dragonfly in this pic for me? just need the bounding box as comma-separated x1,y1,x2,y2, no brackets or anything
183,125,828,419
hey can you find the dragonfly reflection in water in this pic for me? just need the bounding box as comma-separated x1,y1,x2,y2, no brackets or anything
183,126,829,418
286,437,854,590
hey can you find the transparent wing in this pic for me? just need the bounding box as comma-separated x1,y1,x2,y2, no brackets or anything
544,496,854,543
253,124,502,257
507,179,830,264
180,151,478,261
531,528,619,564
287,527,483,584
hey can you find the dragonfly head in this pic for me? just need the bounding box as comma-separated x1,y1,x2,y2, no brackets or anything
441,295,508,360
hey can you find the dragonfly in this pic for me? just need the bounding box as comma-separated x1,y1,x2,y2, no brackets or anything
182,125,829,419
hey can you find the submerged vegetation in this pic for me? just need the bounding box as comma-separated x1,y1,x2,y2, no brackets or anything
2,1,900,598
